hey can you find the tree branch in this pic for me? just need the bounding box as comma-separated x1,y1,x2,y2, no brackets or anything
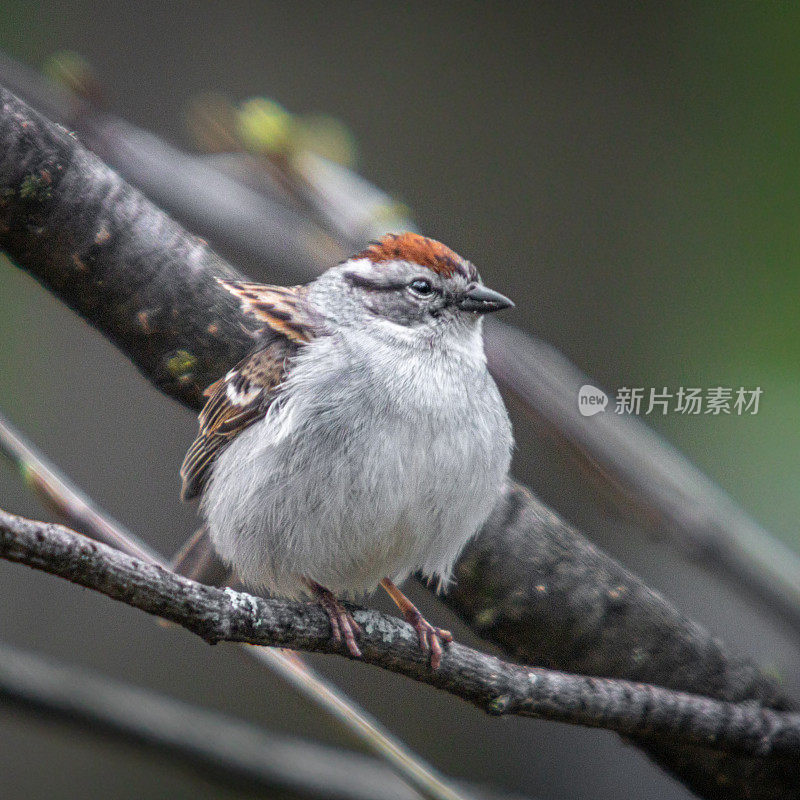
1,505,798,761
3,48,798,640
1,82,798,797
0,642,521,800
0,412,473,800
484,322,800,636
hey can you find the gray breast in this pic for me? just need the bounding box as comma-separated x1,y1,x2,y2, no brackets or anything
203,327,512,598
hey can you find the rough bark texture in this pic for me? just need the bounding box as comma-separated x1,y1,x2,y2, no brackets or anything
1,85,798,798
448,484,798,795
0,87,255,408
2,506,800,761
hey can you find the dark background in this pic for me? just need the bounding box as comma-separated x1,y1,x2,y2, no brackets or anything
1,3,798,799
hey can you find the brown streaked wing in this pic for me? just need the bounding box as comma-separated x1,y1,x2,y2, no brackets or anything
180,337,295,501
216,278,313,343
181,281,317,501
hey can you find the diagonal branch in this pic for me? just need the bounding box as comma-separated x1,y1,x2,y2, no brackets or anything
2,48,797,639
0,412,471,800
0,83,798,798
2,504,799,760
483,322,800,635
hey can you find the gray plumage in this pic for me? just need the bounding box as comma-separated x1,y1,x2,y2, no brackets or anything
185,234,513,605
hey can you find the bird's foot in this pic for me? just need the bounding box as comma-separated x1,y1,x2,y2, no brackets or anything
403,606,453,670
380,578,452,669
305,580,362,658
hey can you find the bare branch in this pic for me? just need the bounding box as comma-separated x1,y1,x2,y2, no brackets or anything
1,505,799,761
0,412,471,800
484,322,800,634
0,415,160,563
0,642,522,800
1,82,798,797
2,49,797,640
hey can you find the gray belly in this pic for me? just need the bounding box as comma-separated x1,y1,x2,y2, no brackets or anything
202,337,512,598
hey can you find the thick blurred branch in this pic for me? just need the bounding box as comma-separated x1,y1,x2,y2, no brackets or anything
2,505,800,760
485,322,800,634
1,84,798,798
0,642,516,800
2,49,798,640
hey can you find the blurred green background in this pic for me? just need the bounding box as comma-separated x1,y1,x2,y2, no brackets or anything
0,3,798,800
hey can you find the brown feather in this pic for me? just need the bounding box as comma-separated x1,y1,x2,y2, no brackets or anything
180,340,296,500
355,232,477,281
216,279,312,343
181,282,315,501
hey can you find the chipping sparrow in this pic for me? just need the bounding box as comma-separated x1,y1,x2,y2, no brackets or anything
181,233,514,667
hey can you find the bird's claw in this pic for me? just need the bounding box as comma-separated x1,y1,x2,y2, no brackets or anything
404,609,452,670
316,592,362,658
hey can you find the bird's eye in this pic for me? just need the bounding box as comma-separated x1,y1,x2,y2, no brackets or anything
408,278,434,297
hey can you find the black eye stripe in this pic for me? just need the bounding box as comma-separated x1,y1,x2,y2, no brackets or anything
343,271,407,291
343,271,442,297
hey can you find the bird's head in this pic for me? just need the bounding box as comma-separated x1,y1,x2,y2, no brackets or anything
314,233,513,343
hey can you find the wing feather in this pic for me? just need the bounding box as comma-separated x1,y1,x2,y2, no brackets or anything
180,281,315,501
216,278,313,343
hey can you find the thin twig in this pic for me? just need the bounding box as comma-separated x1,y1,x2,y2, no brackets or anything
0,412,469,800
1,505,798,760
0,641,522,800
0,415,159,564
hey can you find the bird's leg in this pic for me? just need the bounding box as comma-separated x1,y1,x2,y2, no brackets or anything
380,578,453,669
303,578,362,658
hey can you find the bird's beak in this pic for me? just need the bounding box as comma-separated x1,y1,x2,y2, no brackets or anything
457,283,515,314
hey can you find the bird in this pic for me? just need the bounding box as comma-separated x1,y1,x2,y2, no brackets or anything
180,232,514,668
